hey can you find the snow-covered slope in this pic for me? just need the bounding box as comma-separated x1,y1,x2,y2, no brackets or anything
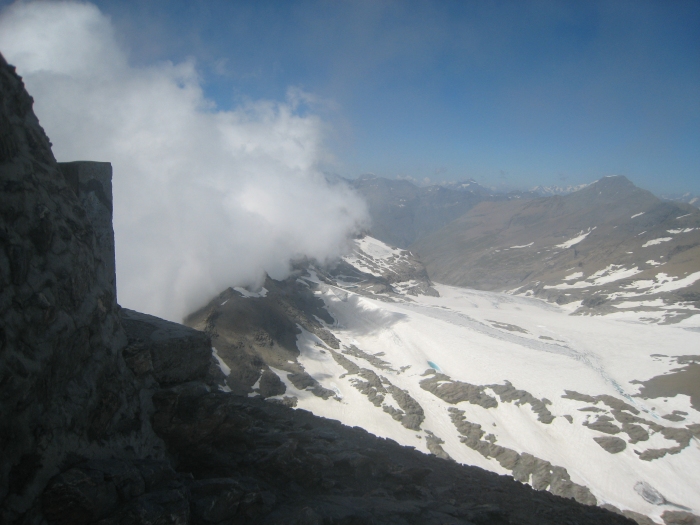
188,236,700,525
286,278,699,523
334,235,438,296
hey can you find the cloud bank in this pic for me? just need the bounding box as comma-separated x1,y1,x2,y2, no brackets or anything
0,1,368,321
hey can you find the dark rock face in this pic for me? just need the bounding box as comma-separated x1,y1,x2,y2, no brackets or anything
184,276,340,398
57,161,117,304
121,308,213,386
0,53,139,521
149,386,632,525
0,54,641,524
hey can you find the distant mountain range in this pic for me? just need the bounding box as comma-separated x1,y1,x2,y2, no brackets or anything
347,175,534,248
351,175,700,324
661,192,700,208
530,183,591,196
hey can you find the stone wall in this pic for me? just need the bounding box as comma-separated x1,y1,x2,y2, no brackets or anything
0,53,158,522
58,161,117,305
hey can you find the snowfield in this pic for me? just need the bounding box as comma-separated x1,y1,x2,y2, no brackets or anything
277,267,700,523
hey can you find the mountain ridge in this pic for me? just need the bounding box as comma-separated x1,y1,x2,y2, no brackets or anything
352,175,700,323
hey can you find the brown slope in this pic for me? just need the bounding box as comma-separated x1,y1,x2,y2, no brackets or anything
412,176,700,321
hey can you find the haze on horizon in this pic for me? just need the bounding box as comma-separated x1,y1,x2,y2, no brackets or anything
3,0,695,195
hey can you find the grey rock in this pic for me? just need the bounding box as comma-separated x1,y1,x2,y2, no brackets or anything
41,467,119,524
98,488,190,525
189,478,244,524
585,419,622,435
259,369,286,398
286,371,316,390
120,308,212,387
490,381,555,424
594,436,627,454
330,349,361,375
421,374,498,408
343,344,394,370
448,407,597,506
601,504,657,525
424,431,452,461
622,423,649,443
663,510,700,525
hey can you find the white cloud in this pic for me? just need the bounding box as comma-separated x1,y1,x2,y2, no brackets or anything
0,0,368,321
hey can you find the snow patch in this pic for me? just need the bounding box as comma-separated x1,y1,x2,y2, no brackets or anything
545,265,641,290
588,265,642,286
626,271,700,294
642,238,672,248
613,299,666,309
212,347,231,377
556,228,595,249
356,236,403,260
234,286,268,298
344,236,407,278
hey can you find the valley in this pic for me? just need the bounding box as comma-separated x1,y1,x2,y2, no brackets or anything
188,233,700,524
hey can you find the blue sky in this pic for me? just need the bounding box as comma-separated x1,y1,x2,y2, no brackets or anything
5,0,700,194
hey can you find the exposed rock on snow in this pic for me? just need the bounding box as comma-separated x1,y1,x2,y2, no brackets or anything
594,436,627,454
420,371,499,409
448,407,597,505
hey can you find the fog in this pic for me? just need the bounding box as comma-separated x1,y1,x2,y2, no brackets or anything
0,1,368,321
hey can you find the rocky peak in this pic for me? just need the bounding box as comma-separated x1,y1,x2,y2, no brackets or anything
564,175,658,211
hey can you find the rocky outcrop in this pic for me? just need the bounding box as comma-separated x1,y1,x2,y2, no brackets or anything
420,371,554,424
564,390,699,462
0,52,138,522
121,308,215,386
149,386,631,525
594,436,627,454
447,407,598,507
